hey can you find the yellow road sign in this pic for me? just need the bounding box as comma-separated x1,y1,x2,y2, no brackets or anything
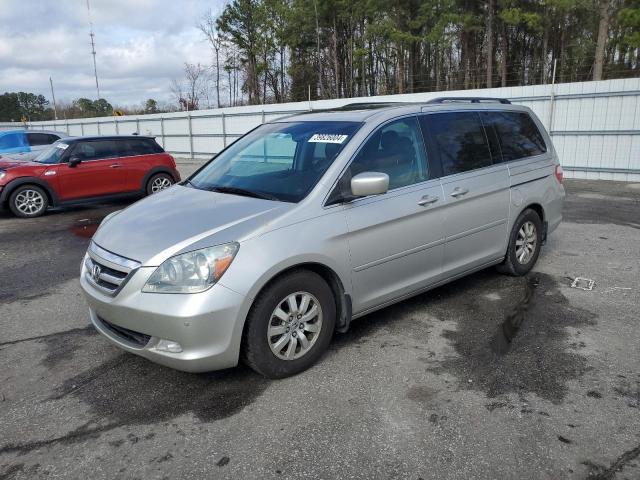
113,110,125,117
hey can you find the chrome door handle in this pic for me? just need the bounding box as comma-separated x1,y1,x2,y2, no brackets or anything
110,164,122,168
450,187,469,198
418,195,439,206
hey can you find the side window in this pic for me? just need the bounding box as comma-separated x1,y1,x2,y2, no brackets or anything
348,117,428,190
27,133,58,146
120,138,159,156
424,112,492,176
70,140,119,161
480,111,547,161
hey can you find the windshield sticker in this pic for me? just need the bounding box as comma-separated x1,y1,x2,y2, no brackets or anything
309,134,348,144
56,143,69,150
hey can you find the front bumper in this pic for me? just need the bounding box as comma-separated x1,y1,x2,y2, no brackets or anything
80,257,248,373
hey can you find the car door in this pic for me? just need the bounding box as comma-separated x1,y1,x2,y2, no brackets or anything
53,139,127,200
0,132,28,154
420,111,510,278
336,116,445,314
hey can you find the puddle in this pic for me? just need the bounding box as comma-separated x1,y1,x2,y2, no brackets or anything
69,219,100,239
489,276,538,355
49,354,271,425
426,272,597,403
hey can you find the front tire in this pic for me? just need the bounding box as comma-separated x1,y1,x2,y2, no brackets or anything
9,185,49,218
242,270,336,378
146,173,174,195
497,208,543,276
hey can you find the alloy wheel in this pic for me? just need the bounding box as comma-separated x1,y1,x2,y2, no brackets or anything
267,291,323,360
515,220,537,264
15,189,45,215
151,176,172,193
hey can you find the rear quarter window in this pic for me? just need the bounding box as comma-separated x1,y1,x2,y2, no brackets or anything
119,138,163,156
422,112,493,176
480,111,546,161
27,133,59,146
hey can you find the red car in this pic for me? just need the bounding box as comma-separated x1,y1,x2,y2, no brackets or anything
0,135,180,218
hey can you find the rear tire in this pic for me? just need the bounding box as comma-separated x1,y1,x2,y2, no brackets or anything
497,208,543,276
242,270,336,378
9,185,49,218
146,173,174,195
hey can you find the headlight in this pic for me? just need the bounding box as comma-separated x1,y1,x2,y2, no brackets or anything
142,242,239,294
0,171,6,181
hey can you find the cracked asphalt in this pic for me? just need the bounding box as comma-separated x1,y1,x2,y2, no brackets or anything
1,177,639,479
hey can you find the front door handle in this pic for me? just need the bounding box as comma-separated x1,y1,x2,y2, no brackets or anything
110,163,122,168
418,195,439,206
450,187,469,198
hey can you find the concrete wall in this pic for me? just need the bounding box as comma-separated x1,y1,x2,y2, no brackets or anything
2,78,639,181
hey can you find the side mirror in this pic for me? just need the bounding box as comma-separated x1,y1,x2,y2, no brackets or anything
68,156,82,167
350,172,389,197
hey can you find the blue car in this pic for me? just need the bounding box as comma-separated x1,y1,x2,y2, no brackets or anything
0,130,67,160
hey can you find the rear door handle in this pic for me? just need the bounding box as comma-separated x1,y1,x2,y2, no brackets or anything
418,195,439,206
450,187,469,198
110,163,122,168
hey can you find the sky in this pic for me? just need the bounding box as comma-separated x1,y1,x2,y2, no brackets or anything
0,0,225,107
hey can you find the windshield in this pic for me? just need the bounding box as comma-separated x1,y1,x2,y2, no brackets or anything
34,141,69,164
188,121,362,202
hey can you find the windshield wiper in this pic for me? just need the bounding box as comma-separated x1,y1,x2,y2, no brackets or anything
208,185,279,201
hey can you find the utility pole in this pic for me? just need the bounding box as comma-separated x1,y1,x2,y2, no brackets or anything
86,0,100,99
49,77,58,120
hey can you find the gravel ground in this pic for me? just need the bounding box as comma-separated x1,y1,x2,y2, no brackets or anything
0,177,639,480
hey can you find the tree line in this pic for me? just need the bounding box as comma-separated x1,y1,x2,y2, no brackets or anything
173,0,639,109
0,94,170,122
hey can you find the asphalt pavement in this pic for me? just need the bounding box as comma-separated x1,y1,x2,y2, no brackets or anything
0,177,639,479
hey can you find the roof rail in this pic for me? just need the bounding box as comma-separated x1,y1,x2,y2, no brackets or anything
331,102,407,111
426,97,511,105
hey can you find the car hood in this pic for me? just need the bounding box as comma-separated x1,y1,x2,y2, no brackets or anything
92,185,293,266
1,150,38,162
0,156,40,170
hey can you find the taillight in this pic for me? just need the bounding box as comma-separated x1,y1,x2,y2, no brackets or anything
555,165,564,184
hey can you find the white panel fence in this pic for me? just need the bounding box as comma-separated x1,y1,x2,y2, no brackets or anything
2,78,640,181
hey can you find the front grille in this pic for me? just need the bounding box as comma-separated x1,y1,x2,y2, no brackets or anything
85,242,140,296
98,316,151,348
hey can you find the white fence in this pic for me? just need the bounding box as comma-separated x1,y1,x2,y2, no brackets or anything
2,78,640,181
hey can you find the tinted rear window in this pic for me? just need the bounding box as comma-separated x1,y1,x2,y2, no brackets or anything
27,133,59,146
119,138,163,156
480,111,546,161
422,112,492,176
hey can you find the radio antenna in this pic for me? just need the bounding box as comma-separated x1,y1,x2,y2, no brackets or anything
86,0,101,99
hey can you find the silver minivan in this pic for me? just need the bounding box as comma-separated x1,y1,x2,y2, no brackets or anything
80,99,565,378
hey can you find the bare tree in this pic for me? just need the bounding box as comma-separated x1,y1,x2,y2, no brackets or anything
199,10,224,108
184,62,206,110
169,77,186,110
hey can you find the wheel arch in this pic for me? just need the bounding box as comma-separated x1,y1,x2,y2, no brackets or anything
520,202,546,242
0,177,59,207
141,167,178,192
242,262,352,338
523,202,545,222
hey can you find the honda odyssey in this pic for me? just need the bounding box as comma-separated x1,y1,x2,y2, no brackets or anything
80,99,565,378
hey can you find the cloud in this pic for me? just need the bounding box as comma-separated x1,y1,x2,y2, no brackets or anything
0,0,223,106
